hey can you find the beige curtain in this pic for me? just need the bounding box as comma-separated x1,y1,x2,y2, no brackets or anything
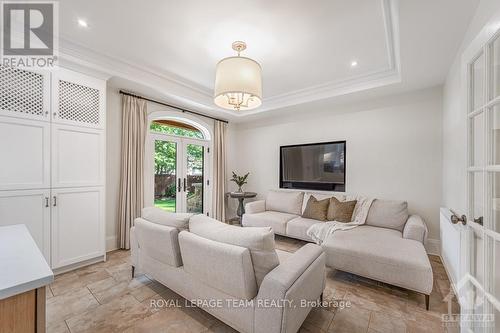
212,120,227,222
118,95,148,249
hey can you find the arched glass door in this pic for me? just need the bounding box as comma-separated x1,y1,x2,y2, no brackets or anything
150,120,208,214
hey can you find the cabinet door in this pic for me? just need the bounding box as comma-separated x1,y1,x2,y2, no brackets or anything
0,66,50,122
51,124,104,188
52,68,106,129
0,189,51,262
51,187,104,269
0,116,51,190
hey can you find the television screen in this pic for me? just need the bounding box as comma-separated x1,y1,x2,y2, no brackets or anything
280,141,345,191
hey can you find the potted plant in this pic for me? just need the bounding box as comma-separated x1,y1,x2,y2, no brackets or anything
230,171,249,193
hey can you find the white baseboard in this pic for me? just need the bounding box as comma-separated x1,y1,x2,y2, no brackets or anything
106,235,118,252
425,238,440,255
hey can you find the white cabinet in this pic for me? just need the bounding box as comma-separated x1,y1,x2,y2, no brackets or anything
52,69,106,129
0,189,51,261
0,65,106,270
0,116,51,190
51,187,104,269
51,124,105,188
0,66,50,122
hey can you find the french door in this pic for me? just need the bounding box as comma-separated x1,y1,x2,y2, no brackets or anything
151,133,208,214
463,25,500,332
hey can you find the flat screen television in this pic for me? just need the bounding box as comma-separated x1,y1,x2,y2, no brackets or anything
280,141,346,191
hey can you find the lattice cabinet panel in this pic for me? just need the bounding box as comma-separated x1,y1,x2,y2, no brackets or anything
58,80,100,125
0,66,49,120
53,69,106,128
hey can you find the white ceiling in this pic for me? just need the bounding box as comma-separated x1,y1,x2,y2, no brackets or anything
59,0,479,122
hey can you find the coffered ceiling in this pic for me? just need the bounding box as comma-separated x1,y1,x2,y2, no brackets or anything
58,0,479,121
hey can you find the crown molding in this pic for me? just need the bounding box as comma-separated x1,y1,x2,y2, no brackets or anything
56,0,400,118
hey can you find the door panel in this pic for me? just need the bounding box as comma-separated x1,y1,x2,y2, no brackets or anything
184,143,205,214
0,189,51,262
153,138,179,212
491,35,500,99
51,187,104,268
464,26,500,331
52,124,104,188
0,116,50,190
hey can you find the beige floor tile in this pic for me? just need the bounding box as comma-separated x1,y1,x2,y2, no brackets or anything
66,294,153,333
46,321,70,333
368,311,406,333
303,307,335,331
50,270,110,296
46,287,100,323
87,274,152,304
328,306,371,333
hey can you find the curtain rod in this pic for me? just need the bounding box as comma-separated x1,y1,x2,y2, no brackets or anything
119,90,229,124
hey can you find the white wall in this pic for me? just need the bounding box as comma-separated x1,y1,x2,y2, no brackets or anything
442,0,500,213
228,87,443,240
105,87,122,251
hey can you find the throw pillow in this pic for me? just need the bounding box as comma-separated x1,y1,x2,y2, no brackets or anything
327,197,357,222
302,196,330,221
141,207,193,230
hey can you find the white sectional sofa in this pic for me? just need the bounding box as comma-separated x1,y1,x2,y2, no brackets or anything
130,208,326,333
242,190,433,309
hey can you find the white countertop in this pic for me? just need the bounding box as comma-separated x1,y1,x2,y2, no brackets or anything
0,224,54,300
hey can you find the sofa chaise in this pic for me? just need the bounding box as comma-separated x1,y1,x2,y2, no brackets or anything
130,208,326,333
242,190,433,309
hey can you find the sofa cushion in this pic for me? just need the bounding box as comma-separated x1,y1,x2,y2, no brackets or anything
134,218,183,267
301,192,346,214
266,190,304,215
302,196,329,221
365,200,408,231
286,217,317,241
190,214,279,286
327,197,357,222
322,225,433,294
142,207,193,230
242,211,298,235
179,231,258,300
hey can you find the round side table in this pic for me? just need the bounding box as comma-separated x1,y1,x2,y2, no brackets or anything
228,192,257,223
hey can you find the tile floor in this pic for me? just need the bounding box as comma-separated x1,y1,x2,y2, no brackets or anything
46,235,459,333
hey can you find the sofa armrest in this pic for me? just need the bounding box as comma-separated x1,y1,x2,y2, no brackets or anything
245,200,266,214
403,215,428,244
254,244,325,333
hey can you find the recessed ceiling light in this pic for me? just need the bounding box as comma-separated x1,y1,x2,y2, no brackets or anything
77,19,88,28
351,60,358,67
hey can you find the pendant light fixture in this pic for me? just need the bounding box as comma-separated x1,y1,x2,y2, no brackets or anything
214,41,262,111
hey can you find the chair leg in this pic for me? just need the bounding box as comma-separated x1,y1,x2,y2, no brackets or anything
425,294,430,311
131,266,135,279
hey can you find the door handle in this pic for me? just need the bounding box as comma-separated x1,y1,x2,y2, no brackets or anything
45,197,49,208
53,196,57,207
177,178,181,192
473,216,483,226
450,210,466,225
183,178,186,192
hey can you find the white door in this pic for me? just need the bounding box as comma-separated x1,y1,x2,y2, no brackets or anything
0,189,51,262
51,124,105,188
462,26,500,332
0,116,51,190
150,134,209,214
51,187,104,269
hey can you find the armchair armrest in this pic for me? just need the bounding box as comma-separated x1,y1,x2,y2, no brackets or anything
245,200,266,214
403,215,428,244
130,226,139,267
254,244,325,333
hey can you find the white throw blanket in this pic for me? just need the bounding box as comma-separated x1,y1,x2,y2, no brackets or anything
306,195,374,244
